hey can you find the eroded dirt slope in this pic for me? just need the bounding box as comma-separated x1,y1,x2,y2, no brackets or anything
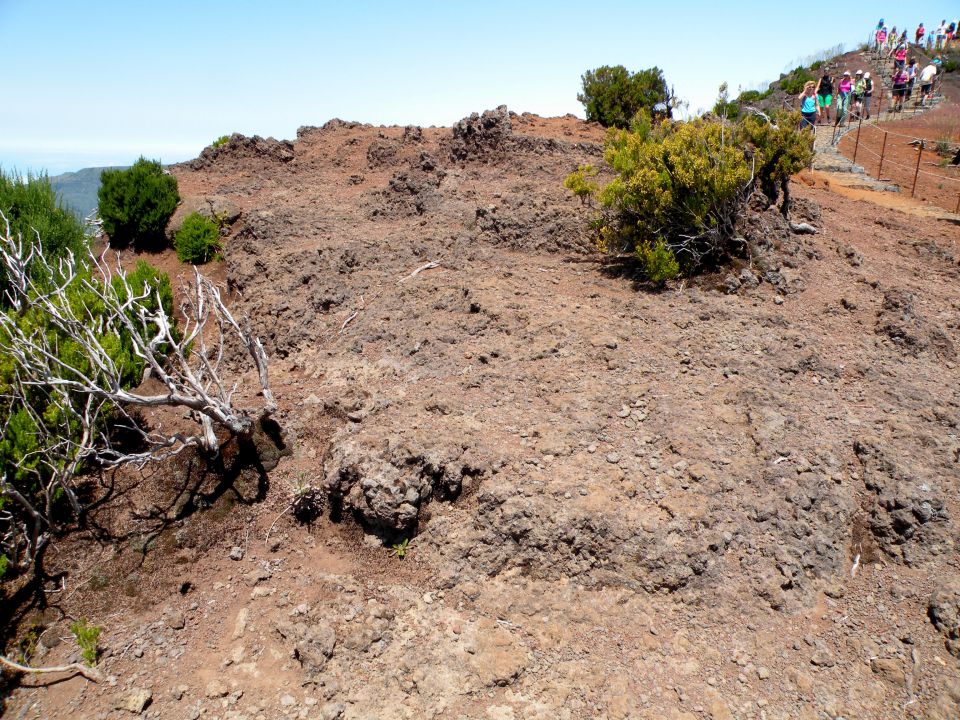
4,108,960,720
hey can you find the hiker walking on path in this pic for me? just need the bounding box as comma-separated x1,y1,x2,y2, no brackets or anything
916,23,925,46
936,20,947,50
918,60,938,105
906,58,918,101
876,25,888,52
863,72,874,119
852,71,866,120
799,81,819,130
816,73,834,125
891,65,909,113
890,39,908,71
835,71,853,127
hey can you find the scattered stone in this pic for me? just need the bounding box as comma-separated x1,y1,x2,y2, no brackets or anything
207,679,230,698
605,453,620,464
280,694,297,707
320,702,346,720
789,221,817,234
929,580,960,657
117,688,153,714
166,610,186,630
229,546,245,561
871,658,906,686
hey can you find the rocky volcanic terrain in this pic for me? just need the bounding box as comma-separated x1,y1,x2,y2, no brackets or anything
3,107,960,720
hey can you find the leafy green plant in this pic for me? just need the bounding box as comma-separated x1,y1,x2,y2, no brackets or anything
174,212,222,264
780,67,816,96
578,65,674,128
390,538,410,559
563,165,599,203
0,171,88,305
565,110,813,278
638,239,680,283
212,135,230,148
98,157,180,250
70,619,101,666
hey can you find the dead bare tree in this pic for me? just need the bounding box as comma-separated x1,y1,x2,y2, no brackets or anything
0,213,276,575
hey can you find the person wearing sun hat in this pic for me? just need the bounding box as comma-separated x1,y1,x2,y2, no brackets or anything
852,70,866,120
835,71,853,127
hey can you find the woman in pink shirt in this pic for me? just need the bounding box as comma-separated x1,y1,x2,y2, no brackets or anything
835,71,853,126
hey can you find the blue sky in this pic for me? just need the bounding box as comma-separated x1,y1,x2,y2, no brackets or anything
2,1,957,175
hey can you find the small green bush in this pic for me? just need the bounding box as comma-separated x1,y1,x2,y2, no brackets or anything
174,213,222,264
98,157,179,250
69,619,101,666
781,67,816,96
578,65,674,128
0,171,88,304
638,240,679,283
563,165,599,203
212,135,230,148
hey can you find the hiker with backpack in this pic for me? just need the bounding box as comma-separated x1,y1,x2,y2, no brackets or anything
816,73,834,125
891,66,909,113
863,72,874,119
906,59,918,103
852,71,867,121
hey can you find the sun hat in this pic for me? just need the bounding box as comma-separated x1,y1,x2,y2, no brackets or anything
855,70,863,75
843,70,851,76
864,72,871,78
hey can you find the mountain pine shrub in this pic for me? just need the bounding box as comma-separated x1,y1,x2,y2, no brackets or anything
98,158,179,250
578,65,674,128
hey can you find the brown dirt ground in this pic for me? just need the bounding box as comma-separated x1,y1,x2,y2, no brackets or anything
3,110,960,720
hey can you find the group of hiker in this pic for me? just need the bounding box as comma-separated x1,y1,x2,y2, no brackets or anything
796,18,950,132
875,18,959,53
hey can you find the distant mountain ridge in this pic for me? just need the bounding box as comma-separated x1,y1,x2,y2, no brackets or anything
50,166,126,219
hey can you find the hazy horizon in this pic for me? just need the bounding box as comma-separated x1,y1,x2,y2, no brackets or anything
4,1,957,176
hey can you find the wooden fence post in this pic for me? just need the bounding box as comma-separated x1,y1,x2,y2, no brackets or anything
853,117,862,163
911,141,923,197
877,131,888,180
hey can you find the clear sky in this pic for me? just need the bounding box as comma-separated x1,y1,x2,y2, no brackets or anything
2,1,957,175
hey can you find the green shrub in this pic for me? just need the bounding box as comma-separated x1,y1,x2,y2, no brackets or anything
563,165,599,203
98,157,179,250
566,110,813,278
174,212,222,264
0,171,88,304
212,135,230,148
69,619,101,666
578,65,674,128
0,253,174,577
638,240,680,283
781,67,815,96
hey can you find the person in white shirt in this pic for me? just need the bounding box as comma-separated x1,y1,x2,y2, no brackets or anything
935,21,947,50
918,62,937,105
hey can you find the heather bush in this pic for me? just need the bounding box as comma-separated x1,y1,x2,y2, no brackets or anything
174,212,222,264
98,157,179,250
567,109,813,280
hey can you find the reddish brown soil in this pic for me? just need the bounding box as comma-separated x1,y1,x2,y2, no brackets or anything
3,110,960,720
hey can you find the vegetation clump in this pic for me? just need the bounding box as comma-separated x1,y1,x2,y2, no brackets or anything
69,619,101,666
568,109,813,281
0,171,88,303
97,157,179,250
212,135,231,148
578,65,674,128
174,212,222,264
